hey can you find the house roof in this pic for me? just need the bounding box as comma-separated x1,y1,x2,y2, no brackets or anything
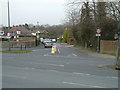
32,29,48,34
10,26,31,35
0,28,10,36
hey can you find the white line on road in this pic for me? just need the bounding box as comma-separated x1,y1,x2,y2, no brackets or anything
24,67,36,70
43,54,80,59
44,54,49,56
29,62,64,67
73,72,118,79
58,48,60,53
3,74,26,79
48,70,59,72
72,54,77,56
48,64,64,67
106,76,118,79
62,81,106,88
73,72,90,76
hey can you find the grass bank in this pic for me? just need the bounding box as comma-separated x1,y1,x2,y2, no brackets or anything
98,65,120,70
100,52,116,56
1,49,32,53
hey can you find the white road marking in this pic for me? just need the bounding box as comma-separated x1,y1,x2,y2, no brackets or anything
58,48,60,53
73,72,118,79
62,81,105,88
43,54,80,59
73,72,90,76
48,64,64,67
48,70,59,72
3,74,26,79
106,76,118,79
29,62,64,67
72,53,77,56
44,54,49,56
24,67,36,70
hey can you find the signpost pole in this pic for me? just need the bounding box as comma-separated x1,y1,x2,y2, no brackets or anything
96,28,101,53
97,36,100,53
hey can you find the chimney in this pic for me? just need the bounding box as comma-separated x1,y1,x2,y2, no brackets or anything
19,25,22,27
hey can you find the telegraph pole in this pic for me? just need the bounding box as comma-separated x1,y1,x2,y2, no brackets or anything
115,22,120,70
8,0,10,30
8,0,11,48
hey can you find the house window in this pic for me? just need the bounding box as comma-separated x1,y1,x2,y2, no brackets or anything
16,31,21,34
0,31,4,35
7,33,10,36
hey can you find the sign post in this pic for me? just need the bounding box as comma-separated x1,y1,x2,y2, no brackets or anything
96,28,101,53
35,31,40,46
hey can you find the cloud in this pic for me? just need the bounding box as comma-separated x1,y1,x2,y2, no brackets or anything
2,0,65,3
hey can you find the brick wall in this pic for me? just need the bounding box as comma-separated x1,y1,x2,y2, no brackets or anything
100,40,118,53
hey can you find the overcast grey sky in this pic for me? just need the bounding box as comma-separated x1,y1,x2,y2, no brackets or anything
1,0,66,27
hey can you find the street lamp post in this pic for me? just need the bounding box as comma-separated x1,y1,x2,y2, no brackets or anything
8,0,10,30
8,0,11,50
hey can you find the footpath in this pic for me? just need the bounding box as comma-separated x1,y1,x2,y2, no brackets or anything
60,43,115,59
75,46,115,59
60,43,119,70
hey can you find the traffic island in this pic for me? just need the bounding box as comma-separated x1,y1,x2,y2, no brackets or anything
97,65,120,70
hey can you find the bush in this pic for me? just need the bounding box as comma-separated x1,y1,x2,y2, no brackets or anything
59,38,63,42
67,38,76,45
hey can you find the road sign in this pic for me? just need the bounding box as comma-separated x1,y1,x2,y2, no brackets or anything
96,28,101,34
96,34,101,37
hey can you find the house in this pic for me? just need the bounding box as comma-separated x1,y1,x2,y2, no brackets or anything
0,28,11,40
31,29,48,38
9,25,32,39
31,30,41,36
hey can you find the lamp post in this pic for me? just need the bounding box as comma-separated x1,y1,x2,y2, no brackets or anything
8,0,10,30
8,0,11,50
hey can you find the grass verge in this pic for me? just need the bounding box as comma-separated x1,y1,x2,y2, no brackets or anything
1,49,32,53
101,52,116,56
97,65,120,70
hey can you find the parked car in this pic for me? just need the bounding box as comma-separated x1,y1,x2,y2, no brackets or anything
51,39,56,43
43,39,53,48
42,39,51,44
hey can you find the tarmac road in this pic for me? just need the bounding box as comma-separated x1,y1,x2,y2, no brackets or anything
2,43,118,88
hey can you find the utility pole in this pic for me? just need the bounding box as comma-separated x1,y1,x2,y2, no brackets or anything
8,0,10,30
115,22,120,70
8,0,11,48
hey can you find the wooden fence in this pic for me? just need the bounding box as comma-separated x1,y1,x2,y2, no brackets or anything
100,40,118,53
1,41,36,48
